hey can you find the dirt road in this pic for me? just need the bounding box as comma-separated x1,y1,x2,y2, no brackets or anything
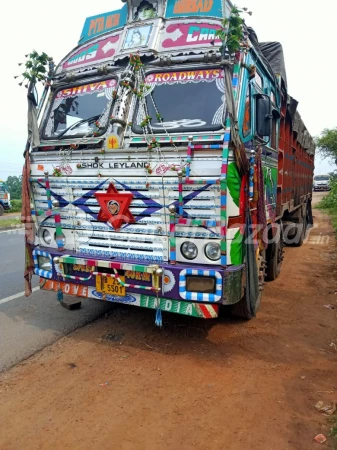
1,207,337,450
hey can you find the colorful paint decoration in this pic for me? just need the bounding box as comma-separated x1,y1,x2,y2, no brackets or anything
145,68,223,85
123,25,153,49
263,166,277,220
55,79,117,99
165,0,223,19
94,183,135,230
105,134,120,150
133,0,158,21
63,34,121,70
79,4,128,44
41,279,219,318
160,22,221,51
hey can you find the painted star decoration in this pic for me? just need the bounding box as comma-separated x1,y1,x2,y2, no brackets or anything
94,183,135,231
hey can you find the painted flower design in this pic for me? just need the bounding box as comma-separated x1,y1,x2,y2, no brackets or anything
163,269,175,293
155,164,170,175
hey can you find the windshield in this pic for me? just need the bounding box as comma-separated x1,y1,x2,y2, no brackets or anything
133,68,225,134
314,176,330,181
43,78,117,139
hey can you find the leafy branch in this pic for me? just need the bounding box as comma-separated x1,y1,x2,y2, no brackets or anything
315,127,337,160
15,50,54,87
216,6,252,54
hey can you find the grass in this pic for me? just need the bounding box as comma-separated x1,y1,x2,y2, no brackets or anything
330,416,337,450
316,182,337,232
317,207,337,231
0,218,22,229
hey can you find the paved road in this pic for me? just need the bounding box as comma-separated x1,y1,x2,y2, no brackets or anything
0,230,113,371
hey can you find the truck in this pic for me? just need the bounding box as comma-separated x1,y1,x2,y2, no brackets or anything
24,0,315,322
0,180,11,215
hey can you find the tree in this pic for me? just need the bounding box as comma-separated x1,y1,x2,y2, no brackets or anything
315,127,337,161
6,175,22,200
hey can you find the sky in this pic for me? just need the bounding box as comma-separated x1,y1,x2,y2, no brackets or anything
0,0,336,180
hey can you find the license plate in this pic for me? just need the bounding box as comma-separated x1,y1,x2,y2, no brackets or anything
95,275,126,296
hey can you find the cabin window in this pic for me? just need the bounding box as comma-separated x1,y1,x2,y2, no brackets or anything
132,69,226,134
43,78,117,139
242,87,251,138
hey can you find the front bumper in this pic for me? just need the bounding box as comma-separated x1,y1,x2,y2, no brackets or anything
33,247,244,317
314,185,329,191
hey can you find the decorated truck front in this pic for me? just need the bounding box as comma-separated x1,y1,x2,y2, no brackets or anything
22,0,314,323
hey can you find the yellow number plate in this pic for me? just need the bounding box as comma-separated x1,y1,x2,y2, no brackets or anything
95,275,126,297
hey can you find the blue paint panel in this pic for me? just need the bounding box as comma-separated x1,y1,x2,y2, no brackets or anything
165,0,223,19
79,4,128,44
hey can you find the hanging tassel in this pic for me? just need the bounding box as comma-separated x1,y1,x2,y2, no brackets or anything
57,276,63,301
57,288,63,301
155,307,162,328
155,293,162,327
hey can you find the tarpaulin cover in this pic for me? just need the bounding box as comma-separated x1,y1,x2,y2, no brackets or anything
247,27,315,155
259,42,287,89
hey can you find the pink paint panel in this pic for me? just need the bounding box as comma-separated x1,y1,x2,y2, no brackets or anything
63,34,120,69
161,22,221,49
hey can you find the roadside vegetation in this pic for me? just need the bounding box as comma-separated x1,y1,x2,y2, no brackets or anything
316,180,337,233
0,218,22,229
316,178,337,230
315,128,337,232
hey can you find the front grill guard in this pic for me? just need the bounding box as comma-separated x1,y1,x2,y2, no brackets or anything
54,255,163,294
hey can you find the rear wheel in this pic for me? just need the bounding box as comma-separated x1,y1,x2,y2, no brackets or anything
231,250,266,320
266,223,284,281
0,204,4,216
293,205,308,247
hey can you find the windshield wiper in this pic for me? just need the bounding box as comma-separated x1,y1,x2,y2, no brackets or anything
56,115,100,140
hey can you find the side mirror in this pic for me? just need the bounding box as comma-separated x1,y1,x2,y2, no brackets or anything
256,94,272,138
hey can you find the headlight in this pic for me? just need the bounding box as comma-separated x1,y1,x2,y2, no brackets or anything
181,241,198,260
38,255,52,271
42,229,52,245
205,242,221,261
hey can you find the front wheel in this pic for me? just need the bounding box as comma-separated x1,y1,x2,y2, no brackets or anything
0,204,4,216
231,250,266,320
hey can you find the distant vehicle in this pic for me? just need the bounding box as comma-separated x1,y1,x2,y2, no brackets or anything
313,175,330,191
0,180,11,215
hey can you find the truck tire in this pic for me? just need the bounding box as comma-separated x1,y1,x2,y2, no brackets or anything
231,289,262,320
293,205,307,247
266,223,283,281
0,204,4,216
231,250,265,320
